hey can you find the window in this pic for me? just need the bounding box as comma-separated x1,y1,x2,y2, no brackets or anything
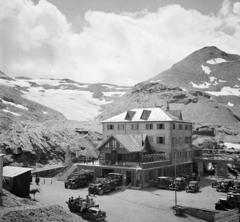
172,137,176,144
140,110,151,120
146,123,153,130
107,124,114,130
125,111,136,120
148,136,154,143
185,125,188,130
179,124,182,130
131,123,139,130
178,137,183,144
172,123,175,130
157,123,165,130
117,124,125,130
185,137,191,144
156,137,165,144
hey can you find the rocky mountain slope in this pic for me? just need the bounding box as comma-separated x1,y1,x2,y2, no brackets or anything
0,71,102,166
150,46,240,108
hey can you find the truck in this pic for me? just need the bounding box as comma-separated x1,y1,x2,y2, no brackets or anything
169,177,186,191
66,196,106,221
215,192,240,211
229,180,240,193
185,181,200,193
65,169,94,189
216,179,234,193
106,173,123,186
155,176,172,189
88,173,123,195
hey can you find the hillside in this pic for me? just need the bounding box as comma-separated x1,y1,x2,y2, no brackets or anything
0,75,130,121
150,46,240,109
0,72,102,166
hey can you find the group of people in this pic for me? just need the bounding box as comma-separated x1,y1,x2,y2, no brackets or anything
68,195,96,212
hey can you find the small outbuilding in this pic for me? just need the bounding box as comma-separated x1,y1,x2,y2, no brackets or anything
3,166,32,198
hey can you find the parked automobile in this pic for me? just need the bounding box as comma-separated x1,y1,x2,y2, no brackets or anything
105,173,123,186
215,192,240,211
169,177,186,191
185,181,200,193
155,177,172,189
212,178,224,188
229,180,240,193
66,196,106,221
216,179,234,192
65,170,94,189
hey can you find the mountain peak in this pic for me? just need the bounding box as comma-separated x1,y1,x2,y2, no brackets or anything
150,46,240,90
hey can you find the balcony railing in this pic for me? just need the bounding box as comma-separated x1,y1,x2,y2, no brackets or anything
140,160,171,169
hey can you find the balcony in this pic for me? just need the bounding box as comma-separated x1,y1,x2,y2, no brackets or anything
140,160,171,169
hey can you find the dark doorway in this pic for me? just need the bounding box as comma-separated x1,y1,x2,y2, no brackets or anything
126,171,132,185
102,169,114,177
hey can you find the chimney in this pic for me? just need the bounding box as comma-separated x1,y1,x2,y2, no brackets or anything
166,101,170,111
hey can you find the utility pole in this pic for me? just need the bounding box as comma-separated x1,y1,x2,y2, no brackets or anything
174,149,177,207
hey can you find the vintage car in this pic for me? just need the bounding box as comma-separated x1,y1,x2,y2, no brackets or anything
229,180,240,193
169,177,186,191
211,178,224,188
65,170,94,189
155,177,172,189
66,196,106,221
185,181,200,193
216,179,234,192
88,181,114,195
82,207,106,222
105,173,123,186
215,192,240,211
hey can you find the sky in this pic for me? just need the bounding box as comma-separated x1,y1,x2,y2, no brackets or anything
0,0,240,85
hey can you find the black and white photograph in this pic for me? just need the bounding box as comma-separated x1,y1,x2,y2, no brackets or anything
1,0,240,221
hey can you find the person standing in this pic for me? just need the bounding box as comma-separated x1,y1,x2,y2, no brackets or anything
35,175,40,186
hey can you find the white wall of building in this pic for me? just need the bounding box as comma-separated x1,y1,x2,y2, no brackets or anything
102,121,192,158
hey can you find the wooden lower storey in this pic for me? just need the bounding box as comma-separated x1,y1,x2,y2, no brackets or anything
75,162,193,188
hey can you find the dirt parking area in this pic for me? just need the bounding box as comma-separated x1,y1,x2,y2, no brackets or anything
32,177,226,222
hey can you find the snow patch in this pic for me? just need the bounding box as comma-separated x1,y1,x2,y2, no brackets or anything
43,111,48,114
207,87,240,96
201,64,211,75
227,102,234,107
224,142,240,150
2,109,21,116
150,80,162,83
206,58,228,64
22,88,110,121
103,91,126,97
0,99,28,110
115,87,130,90
0,78,31,87
209,76,217,82
102,84,115,89
33,79,61,86
191,81,211,89
219,79,227,83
